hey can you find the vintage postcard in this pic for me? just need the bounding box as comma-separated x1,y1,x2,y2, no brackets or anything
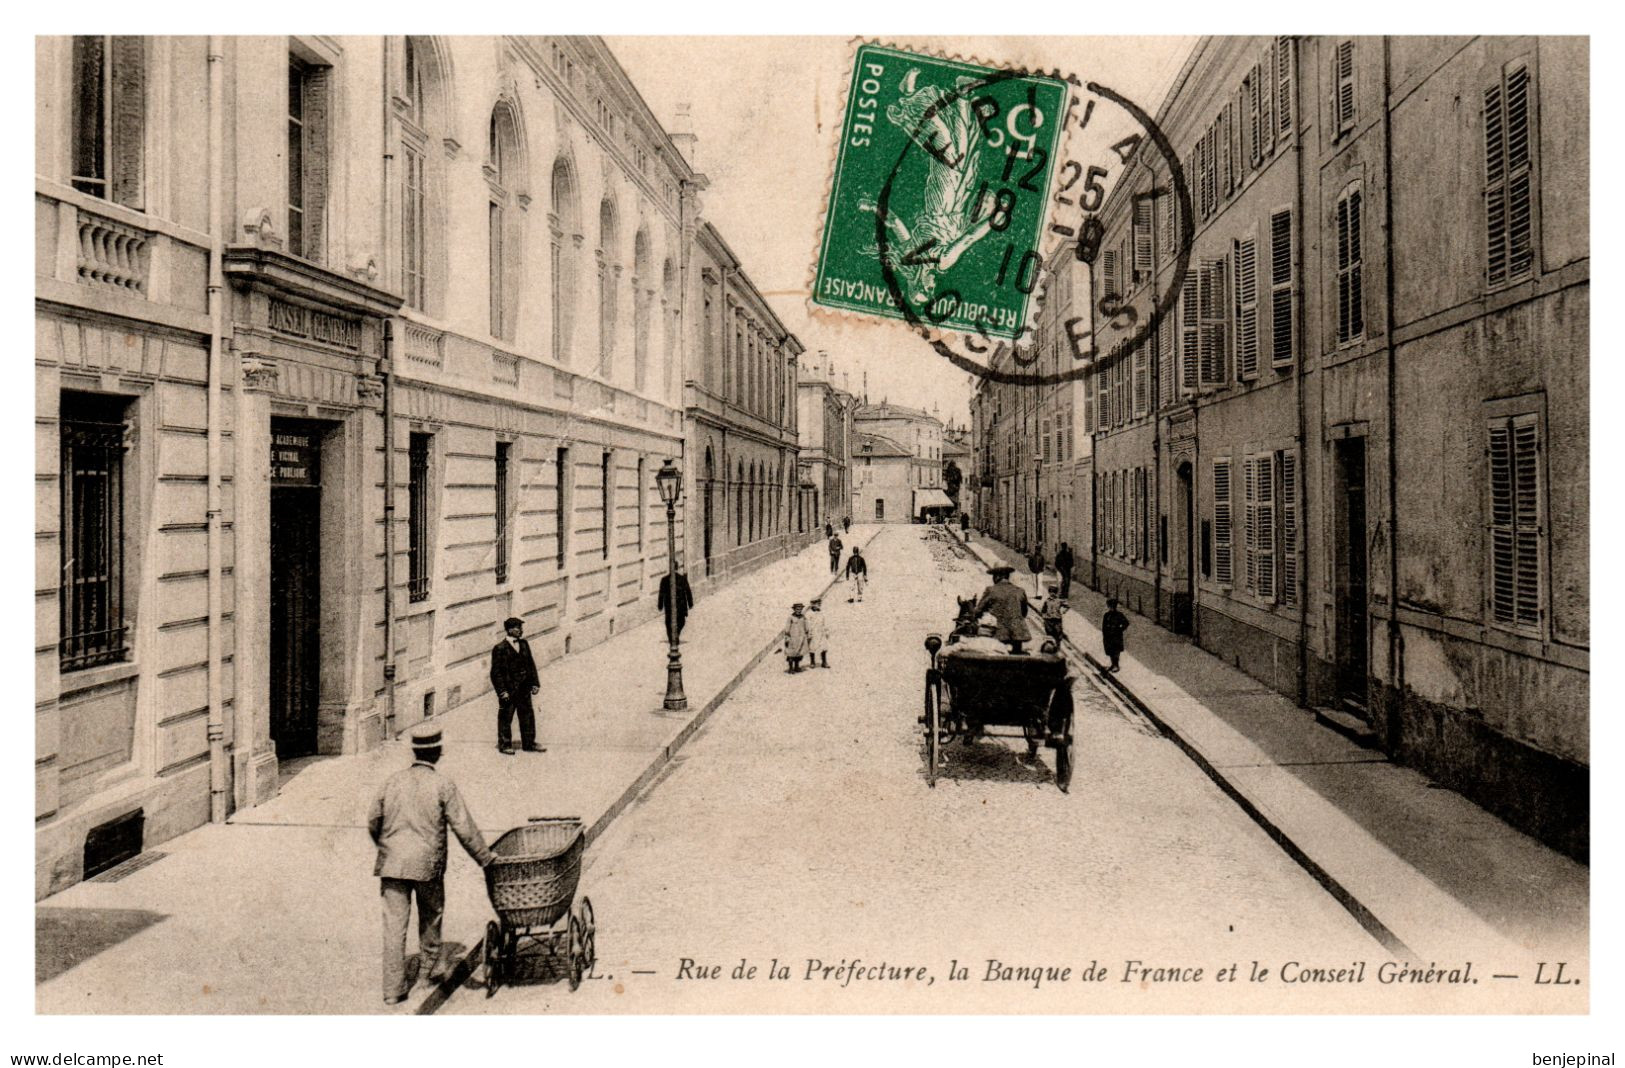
19,27,1598,1065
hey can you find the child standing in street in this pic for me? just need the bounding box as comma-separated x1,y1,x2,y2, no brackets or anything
783,603,811,673
806,598,830,668
1102,598,1130,672
1039,585,1067,642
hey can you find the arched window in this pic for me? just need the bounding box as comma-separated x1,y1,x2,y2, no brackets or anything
400,37,450,315
486,99,525,342
735,460,745,546
633,229,652,392
662,258,678,398
598,198,620,378
549,157,580,364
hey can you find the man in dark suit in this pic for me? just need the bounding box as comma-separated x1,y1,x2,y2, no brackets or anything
658,563,694,642
490,616,541,755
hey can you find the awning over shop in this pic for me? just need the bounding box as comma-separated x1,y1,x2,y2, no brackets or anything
914,488,955,514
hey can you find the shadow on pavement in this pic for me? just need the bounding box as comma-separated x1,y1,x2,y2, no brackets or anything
37,907,168,984
920,737,1056,788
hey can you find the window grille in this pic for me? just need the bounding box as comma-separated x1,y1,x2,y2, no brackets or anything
408,433,431,601
494,442,511,584
60,403,129,671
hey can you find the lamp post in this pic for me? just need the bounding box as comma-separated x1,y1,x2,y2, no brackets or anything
655,459,687,711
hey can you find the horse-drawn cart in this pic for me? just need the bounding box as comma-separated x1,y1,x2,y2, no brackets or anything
921,607,1076,791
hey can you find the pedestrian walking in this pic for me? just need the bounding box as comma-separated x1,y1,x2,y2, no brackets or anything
824,520,834,539
490,616,542,755
973,564,1032,654
1040,584,1067,642
1026,546,1047,599
369,724,495,1005
1054,542,1074,600
842,515,851,533
1102,598,1130,672
657,563,694,643
959,512,969,533
844,545,868,602
783,603,811,672
828,532,844,574
806,597,830,668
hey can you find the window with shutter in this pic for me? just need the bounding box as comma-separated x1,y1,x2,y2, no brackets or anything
1133,198,1154,282
1259,42,1276,160
1042,415,1051,464
1219,108,1233,198
1140,468,1151,562
1277,36,1294,137
1487,413,1542,631
1484,60,1534,287
1159,186,1177,264
1213,459,1233,587
1279,449,1298,607
1234,233,1259,380
1256,453,1276,601
1334,39,1356,135
1247,66,1262,169
1084,371,1095,432
1134,340,1149,417
1243,456,1258,594
1199,257,1229,387
1158,316,1175,410
1200,128,1216,219
1180,272,1199,395
1102,248,1119,300
1336,184,1364,344
1270,209,1294,366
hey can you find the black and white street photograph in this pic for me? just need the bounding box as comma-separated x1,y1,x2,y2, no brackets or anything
9,16,1610,1068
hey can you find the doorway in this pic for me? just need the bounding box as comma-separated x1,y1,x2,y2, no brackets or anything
1173,461,1194,635
1333,438,1369,713
703,448,714,576
269,424,323,759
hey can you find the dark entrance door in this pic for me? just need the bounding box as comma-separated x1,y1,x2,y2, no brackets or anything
1334,438,1369,712
270,421,323,760
1172,461,1194,635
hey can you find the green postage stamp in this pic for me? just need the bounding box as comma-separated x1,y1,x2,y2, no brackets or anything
813,44,1069,340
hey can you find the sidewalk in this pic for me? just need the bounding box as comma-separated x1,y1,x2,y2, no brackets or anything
35,527,884,1015
954,527,1588,980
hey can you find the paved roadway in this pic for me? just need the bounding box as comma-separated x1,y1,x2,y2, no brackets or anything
446,526,1383,1014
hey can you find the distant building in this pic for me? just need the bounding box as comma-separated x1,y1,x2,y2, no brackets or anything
853,400,952,520
850,432,913,524
796,350,855,531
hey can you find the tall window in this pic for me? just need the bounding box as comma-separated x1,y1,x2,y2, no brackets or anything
550,159,579,364
488,202,505,337
1488,412,1542,632
60,392,130,671
1233,231,1259,380
1243,453,1276,600
1335,183,1364,344
487,102,522,342
633,230,651,392
636,457,646,555
601,451,612,559
402,142,426,310
1484,59,1535,288
1269,209,1294,366
287,55,329,261
663,260,678,397
1332,40,1356,137
555,447,569,568
598,200,619,377
494,442,511,584
408,433,432,602
1198,257,1229,387
71,36,144,208
1212,458,1233,587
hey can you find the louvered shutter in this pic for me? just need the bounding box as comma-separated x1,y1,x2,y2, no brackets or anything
1483,80,1507,285
1279,450,1298,606
1134,338,1149,417
1140,468,1150,561
1102,248,1119,299
1277,36,1294,137
1243,456,1258,593
1128,469,1138,561
110,37,146,210
1256,453,1276,600
1336,188,1364,343
1270,209,1294,365
1199,258,1229,386
1084,370,1095,432
1180,272,1199,395
1158,315,1175,410
1134,198,1154,280
1219,107,1233,197
1512,414,1541,626
1159,187,1176,264
1235,235,1259,380
1488,421,1515,624
1247,65,1262,168
1259,42,1275,159
1504,64,1533,281
1334,40,1355,133
1213,459,1233,586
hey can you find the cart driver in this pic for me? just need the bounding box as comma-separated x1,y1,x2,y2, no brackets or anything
973,564,1033,654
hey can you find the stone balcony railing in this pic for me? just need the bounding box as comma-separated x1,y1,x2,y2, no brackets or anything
77,209,150,293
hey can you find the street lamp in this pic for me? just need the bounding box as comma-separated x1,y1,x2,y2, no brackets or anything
655,458,687,711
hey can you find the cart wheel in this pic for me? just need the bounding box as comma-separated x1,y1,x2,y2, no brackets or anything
578,897,597,971
484,920,502,997
1056,710,1076,793
925,681,940,788
1023,721,1043,760
567,914,585,991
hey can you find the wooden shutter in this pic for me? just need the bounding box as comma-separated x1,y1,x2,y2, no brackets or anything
1488,421,1515,624
1160,185,1177,264
110,37,146,210
1180,271,1199,395
1259,42,1275,160
1279,449,1298,607
1158,313,1175,410
1219,108,1233,197
1102,248,1119,299
1213,459,1233,586
1512,415,1540,626
1133,197,1154,279
1199,257,1229,387
1234,234,1259,380
1256,452,1276,600
1084,370,1095,432
1247,65,1262,168
1133,337,1149,417
1336,187,1364,343
1334,40,1355,134
1270,209,1294,365
1277,36,1294,138
1243,456,1258,593
1486,61,1534,286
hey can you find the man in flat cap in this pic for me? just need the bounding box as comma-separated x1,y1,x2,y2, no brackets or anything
490,616,541,755
369,724,494,1005
973,564,1033,654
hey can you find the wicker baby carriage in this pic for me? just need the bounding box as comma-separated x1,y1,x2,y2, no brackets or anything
482,817,596,995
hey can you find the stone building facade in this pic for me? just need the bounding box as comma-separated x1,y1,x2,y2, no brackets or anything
34,35,788,896
795,350,854,532
852,401,949,520
1062,35,1586,857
